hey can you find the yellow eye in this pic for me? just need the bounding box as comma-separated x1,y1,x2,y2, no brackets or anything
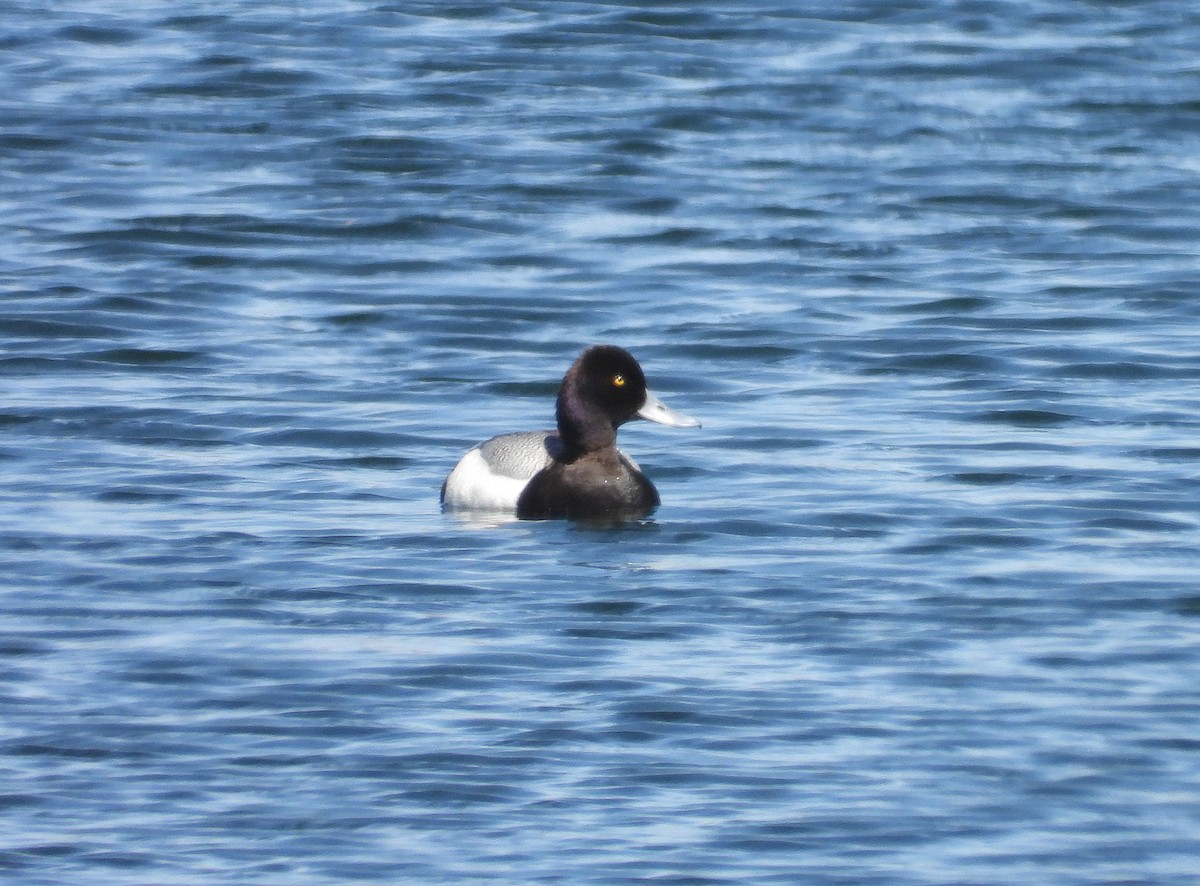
612,374,626,388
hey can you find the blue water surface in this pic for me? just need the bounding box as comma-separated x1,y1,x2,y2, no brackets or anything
3,1,1200,883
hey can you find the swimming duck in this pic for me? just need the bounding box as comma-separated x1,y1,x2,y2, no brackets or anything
441,345,700,520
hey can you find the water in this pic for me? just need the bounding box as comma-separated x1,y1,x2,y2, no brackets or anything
3,1,1200,883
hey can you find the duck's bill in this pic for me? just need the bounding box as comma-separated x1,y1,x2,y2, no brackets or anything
637,390,701,429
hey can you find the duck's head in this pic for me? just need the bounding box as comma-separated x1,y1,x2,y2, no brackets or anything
556,345,699,455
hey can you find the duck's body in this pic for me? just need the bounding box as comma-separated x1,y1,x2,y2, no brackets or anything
516,439,658,520
441,430,560,513
441,429,653,519
440,345,698,521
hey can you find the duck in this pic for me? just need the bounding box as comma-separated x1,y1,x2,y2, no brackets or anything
441,345,700,520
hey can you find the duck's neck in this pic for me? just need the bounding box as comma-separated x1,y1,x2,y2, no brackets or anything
556,388,616,459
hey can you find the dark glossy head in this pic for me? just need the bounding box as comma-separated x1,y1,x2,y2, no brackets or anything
556,345,645,454
555,345,698,456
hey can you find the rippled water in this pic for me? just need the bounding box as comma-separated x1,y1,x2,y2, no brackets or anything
4,2,1200,883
